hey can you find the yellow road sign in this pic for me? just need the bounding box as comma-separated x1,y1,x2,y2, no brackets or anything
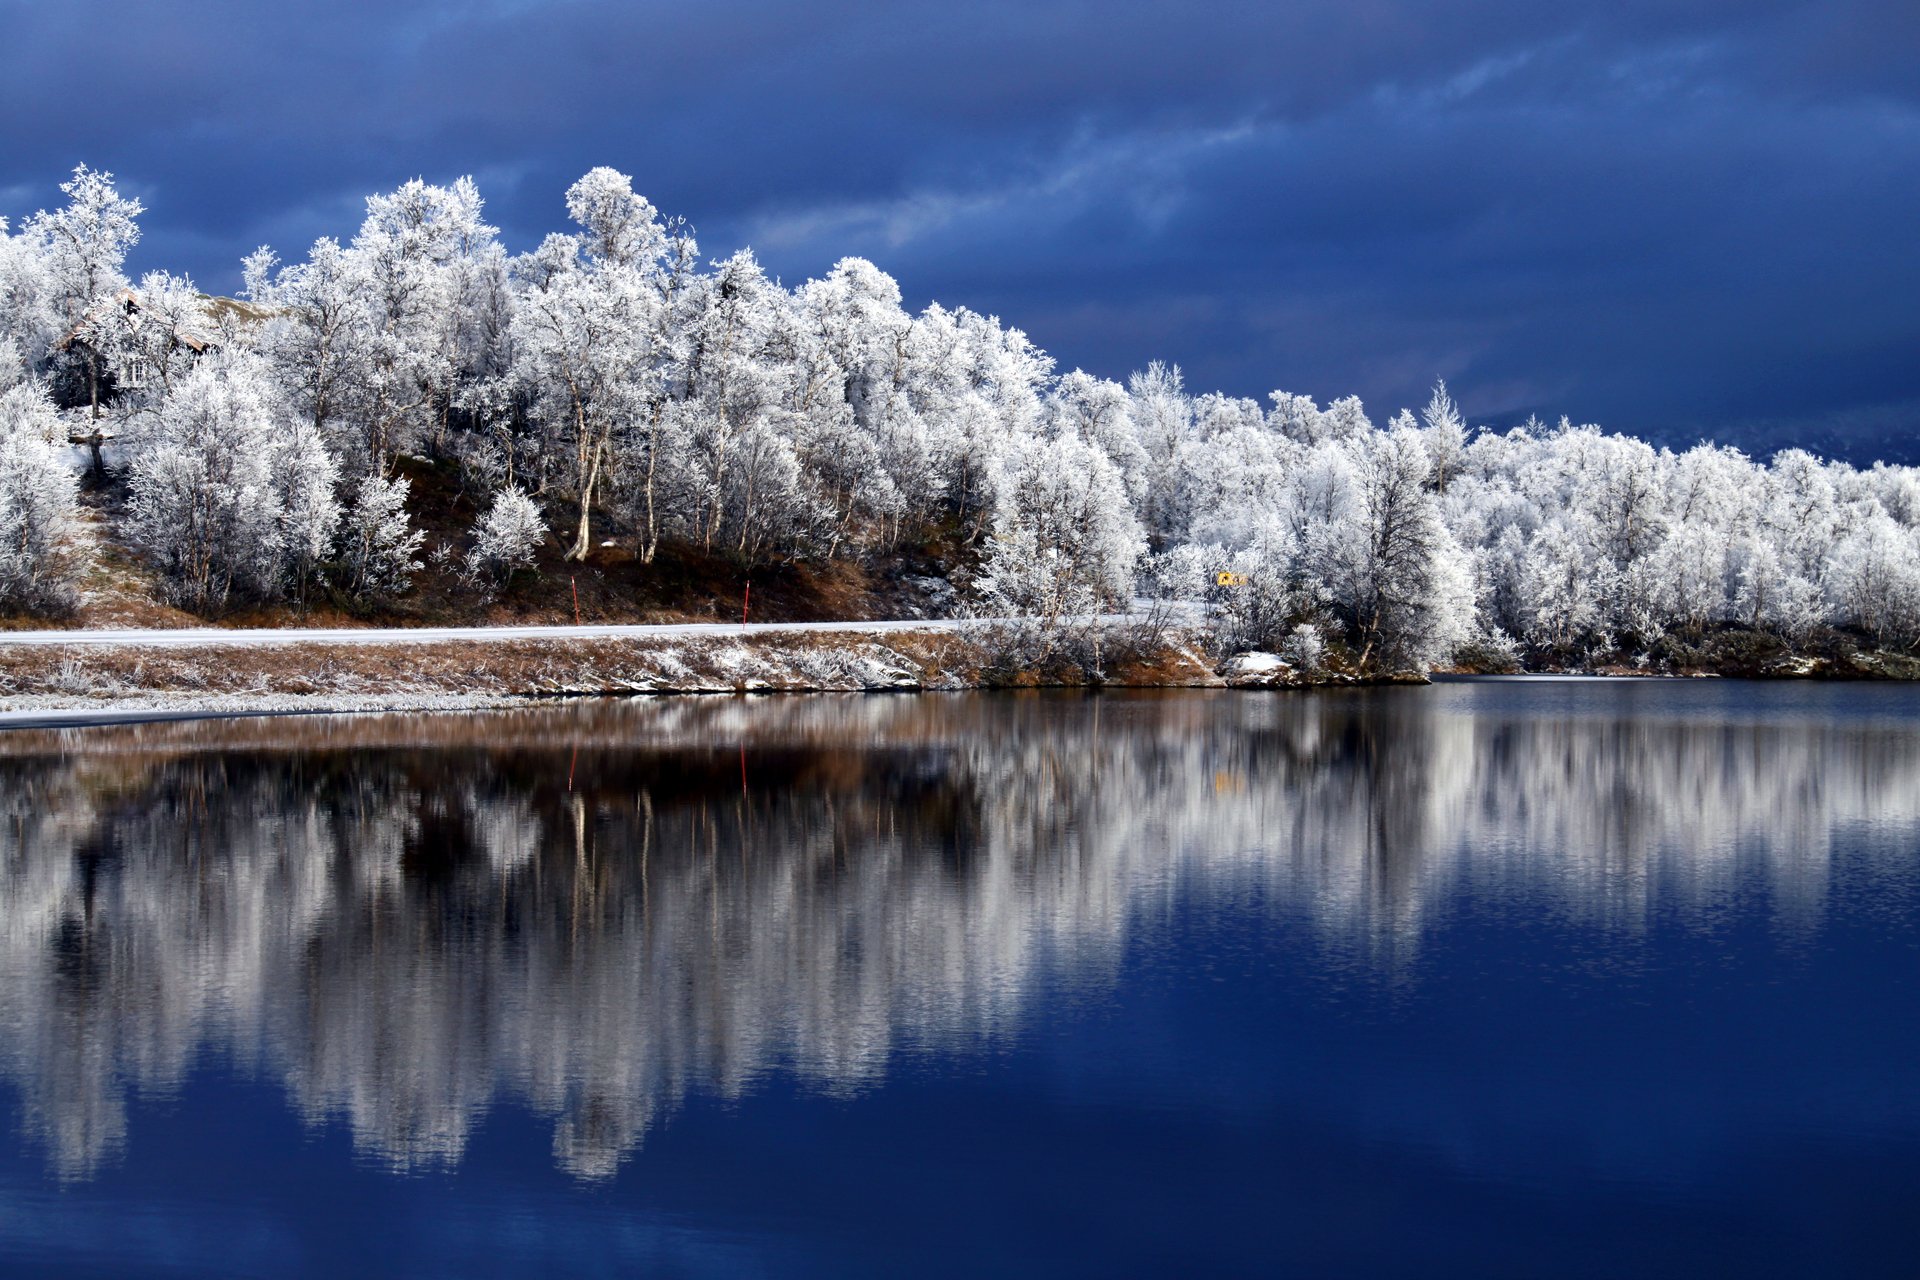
1216,572,1247,587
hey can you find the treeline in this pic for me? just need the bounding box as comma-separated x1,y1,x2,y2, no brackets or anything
1,164,1917,668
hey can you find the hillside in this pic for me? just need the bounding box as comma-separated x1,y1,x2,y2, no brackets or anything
4,165,1920,682
28,454,964,633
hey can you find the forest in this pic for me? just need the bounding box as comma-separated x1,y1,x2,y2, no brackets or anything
2,163,1918,674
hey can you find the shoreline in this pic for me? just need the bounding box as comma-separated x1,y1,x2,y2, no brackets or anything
0,622,1914,727
0,626,1213,723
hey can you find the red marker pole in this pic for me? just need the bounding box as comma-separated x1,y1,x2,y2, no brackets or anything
742,581,750,629
571,575,581,626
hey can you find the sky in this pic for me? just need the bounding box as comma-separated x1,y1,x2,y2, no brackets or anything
2,0,1915,460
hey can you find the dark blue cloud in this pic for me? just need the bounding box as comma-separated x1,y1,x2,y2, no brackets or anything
2,0,1915,459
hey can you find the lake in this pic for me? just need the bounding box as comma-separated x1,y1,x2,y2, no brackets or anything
1,683,1917,1277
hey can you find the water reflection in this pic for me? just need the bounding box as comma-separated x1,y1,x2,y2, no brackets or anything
1,686,1915,1181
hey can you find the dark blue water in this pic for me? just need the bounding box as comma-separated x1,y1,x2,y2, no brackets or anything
1,683,1917,1277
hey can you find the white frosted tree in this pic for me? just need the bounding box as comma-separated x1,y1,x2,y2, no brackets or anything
1418,380,1469,493
677,250,788,556
246,236,374,447
349,181,451,467
341,472,424,602
0,384,83,612
127,356,283,610
975,432,1144,624
1328,425,1466,670
511,168,677,561
0,217,57,376
1128,361,1193,547
270,417,342,608
796,256,925,540
1049,370,1148,503
1830,515,1920,649
25,165,143,420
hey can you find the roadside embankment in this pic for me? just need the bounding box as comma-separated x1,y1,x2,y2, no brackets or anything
0,625,1239,718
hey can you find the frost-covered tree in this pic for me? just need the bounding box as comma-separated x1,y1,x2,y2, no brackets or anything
511,168,680,561
1329,425,1466,669
0,218,56,376
0,384,83,612
347,180,469,466
975,432,1144,623
25,165,143,419
341,472,424,602
1049,370,1148,503
269,418,342,607
1418,380,1468,493
796,256,924,537
245,237,373,448
1830,514,1920,649
678,250,794,558
127,355,284,610
1128,361,1192,547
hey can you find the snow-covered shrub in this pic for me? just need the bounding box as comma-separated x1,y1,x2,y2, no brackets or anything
1281,622,1325,673
467,487,545,588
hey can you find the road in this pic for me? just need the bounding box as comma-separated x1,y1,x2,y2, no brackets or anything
0,598,1204,649
0,619,984,648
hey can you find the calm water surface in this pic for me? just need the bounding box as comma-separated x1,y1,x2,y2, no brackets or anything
1,683,1917,1277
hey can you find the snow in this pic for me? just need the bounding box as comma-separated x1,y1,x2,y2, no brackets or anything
1222,651,1295,688
0,617,991,648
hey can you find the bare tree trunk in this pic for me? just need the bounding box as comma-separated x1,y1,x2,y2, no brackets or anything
641,404,663,564
737,459,757,554
567,440,606,562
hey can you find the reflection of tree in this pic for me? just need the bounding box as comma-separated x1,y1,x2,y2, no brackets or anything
0,691,1915,1181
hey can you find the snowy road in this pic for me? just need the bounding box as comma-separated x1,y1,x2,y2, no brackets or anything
0,600,1202,650
0,619,981,648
